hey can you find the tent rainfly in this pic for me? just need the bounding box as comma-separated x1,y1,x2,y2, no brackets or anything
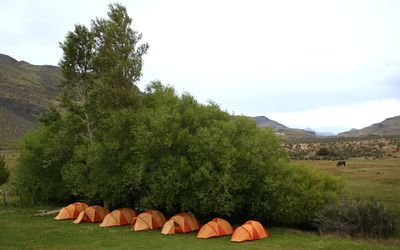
131,210,166,231
99,208,137,227
231,220,269,243
73,205,109,224
197,218,233,239
55,202,88,220
161,212,200,234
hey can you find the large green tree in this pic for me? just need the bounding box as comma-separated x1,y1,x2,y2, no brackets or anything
129,82,342,225
59,3,148,141
59,24,94,142
13,3,342,227
57,3,148,208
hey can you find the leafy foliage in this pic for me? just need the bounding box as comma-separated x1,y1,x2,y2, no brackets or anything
255,163,343,226
0,154,10,186
314,199,396,238
13,109,77,202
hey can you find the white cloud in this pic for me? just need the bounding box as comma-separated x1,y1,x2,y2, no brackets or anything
268,98,400,133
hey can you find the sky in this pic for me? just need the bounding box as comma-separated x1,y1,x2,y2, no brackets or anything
1,0,400,134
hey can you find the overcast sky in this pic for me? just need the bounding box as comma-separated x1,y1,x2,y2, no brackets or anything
1,0,400,133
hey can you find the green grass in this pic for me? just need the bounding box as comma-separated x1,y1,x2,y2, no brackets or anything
0,207,399,250
293,157,400,212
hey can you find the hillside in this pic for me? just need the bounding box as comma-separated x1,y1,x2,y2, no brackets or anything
338,116,400,137
250,115,287,130
250,116,316,140
0,54,61,148
251,115,400,141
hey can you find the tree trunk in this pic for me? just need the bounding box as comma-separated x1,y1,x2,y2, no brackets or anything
2,190,6,207
32,189,35,205
104,200,110,210
19,192,22,208
84,112,93,144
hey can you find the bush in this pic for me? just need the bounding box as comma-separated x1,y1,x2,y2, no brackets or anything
0,154,10,186
316,147,330,156
314,199,396,238
253,163,342,226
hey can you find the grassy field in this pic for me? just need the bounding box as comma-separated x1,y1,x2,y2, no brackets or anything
0,207,399,250
293,156,400,214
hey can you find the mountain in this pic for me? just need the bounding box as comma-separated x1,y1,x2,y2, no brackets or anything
251,116,287,130
0,54,61,148
338,116,400,137
304,127,335,137
250,116,316,140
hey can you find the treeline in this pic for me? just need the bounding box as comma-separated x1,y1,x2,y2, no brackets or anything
11,3,341,227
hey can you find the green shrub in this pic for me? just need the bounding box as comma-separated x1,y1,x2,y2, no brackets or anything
314,199,396,238
253,163,342,226
316,147,330,156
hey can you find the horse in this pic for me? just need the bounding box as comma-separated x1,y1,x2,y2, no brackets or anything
336,160,346,167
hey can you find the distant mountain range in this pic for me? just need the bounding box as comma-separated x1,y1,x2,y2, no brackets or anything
338,116,400,137
0,53,399,148
304,128,335,137
0,54,60,148
252,115,400,139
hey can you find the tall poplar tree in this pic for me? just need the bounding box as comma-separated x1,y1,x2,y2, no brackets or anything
58,3,148,208
59,3,148,140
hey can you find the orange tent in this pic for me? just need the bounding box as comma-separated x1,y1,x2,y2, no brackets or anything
131,210,166,231
161,212,200,234
231,220,269,242
55,202,88,220
197,218,233,238
99,208,137,227
74,205,110,224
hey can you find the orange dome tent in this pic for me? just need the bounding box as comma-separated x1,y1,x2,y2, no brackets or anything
73,205,109,224
161,212,200,234
99,208,137,227
55,202,88,220
197,218,233,239
231,220,269,243
131,210,166,231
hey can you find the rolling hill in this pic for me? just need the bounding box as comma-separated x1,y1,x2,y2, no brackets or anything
0,54,61,148
338,116,400,137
